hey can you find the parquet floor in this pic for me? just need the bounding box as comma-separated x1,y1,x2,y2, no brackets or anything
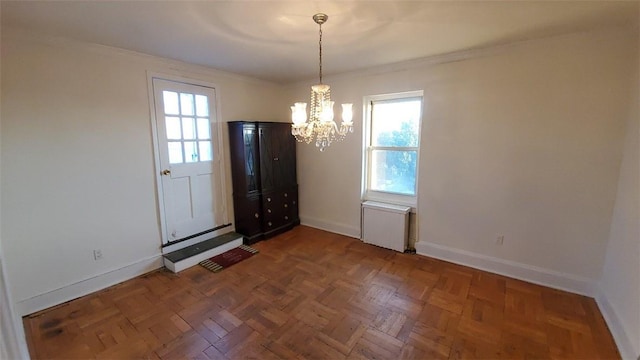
24,226,620,359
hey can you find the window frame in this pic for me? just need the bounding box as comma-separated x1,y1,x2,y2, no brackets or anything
362,91,424,208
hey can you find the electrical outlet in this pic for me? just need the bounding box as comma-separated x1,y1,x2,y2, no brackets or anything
496,235,504,245
93,249,103,260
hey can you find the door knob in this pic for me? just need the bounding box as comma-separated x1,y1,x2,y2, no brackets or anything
162,169,171,175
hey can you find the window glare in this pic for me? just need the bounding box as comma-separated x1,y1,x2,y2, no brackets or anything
371,150,417,195
371,100,421,147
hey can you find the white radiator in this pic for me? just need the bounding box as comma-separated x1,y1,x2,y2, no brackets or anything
362,201,411,252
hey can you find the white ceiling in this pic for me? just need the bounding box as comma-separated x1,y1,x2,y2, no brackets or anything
2,1,637,84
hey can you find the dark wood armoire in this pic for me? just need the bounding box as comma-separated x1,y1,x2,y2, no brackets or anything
228,121,299,244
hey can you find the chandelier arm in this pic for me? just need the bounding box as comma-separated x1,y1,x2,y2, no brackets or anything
304,121,315,139
337,125,347,137
331,121,340,135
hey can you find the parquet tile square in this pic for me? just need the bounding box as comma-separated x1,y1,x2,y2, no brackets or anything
428,288,467,315
387,292,425,318
406,329,451,359
347,335,399,359
417,303,460,334
411,320,456,349
156,330,211,359
24,226,620,359
500,332,551,359
373,308,408,337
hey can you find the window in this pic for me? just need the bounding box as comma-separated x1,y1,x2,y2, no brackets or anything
363,91,423,206
162,91,213,164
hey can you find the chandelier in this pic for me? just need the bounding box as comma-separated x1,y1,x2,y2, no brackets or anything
291,13,353,152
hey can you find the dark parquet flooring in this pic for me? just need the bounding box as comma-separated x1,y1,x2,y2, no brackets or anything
24,226,619,359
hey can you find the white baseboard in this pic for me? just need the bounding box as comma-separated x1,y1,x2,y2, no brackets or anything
16,255,163,316
299,216,360,239
595,285,638,360
415,241,595,296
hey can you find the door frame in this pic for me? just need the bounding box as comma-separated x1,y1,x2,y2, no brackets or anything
146,71,230,252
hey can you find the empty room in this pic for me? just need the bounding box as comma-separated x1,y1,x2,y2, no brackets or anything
1,1,638,359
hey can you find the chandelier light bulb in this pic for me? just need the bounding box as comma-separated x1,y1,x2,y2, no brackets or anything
291,102,307,125
342,103,353,124
320,100,335,123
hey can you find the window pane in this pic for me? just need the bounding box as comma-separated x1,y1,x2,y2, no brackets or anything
199,141,212,161
180,93,195,116
163,91,179,115
197,118,210,140
195,95,209,116
370,149,417,195
165,117,181,140
371,99,421,147
168,142,183,164
184,141,198,163
182,117,196,140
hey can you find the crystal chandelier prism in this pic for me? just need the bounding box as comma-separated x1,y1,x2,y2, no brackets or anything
291,13,353,152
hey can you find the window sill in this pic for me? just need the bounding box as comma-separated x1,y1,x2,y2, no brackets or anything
363,192,416,212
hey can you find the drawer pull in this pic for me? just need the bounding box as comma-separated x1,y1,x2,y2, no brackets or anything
284,193,288,197
254,213,259,218
268,209,272,213
293,200,296,205
284,204,288,208
267,197,271,202
268,221,272,227
284,216,289,220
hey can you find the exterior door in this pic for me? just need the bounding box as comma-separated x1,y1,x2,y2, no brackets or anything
152,78,227,244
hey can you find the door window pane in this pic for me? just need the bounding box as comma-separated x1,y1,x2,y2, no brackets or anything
159,85,218,165
166,117,181,140
182,118,196,140
163,91,179,115
199,141,212,161
197,118,210,140
370,150,417,195
168,142,183,164
180,93,195,116
184,141,198,163
195,95,209,116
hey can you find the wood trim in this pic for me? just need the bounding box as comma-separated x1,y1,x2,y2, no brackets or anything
415,240,595,296
595,285,638,360
15,255,163,316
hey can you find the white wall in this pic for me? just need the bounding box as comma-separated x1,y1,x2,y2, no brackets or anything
2,20,637,360
0,30,288,316
289,26,637,293
0,15,29,357
597,46,639,359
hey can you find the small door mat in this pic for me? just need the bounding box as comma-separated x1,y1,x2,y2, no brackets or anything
199,244,259,273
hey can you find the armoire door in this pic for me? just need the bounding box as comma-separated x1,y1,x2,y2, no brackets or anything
229,122,260,196
259,123,296,192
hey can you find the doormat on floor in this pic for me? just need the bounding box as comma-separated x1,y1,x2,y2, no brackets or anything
199,244,259,273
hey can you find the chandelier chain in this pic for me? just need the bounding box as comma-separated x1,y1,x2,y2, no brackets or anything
318,24,323,84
